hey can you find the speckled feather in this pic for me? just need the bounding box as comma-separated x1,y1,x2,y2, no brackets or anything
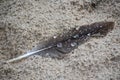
6,21,114,63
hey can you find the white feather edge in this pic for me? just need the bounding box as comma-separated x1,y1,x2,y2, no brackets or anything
6,46,53,63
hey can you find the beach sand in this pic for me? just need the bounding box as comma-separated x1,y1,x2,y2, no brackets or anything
0,0,120,80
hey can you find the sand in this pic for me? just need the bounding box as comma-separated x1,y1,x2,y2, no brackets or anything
0,0,120,80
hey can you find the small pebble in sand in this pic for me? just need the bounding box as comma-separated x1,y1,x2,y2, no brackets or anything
53,36,57,39
45,53,49,56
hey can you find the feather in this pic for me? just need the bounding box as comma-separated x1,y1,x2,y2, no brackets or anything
6,21,114,63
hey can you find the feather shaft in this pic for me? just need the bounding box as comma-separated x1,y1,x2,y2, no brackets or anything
6,46,53,63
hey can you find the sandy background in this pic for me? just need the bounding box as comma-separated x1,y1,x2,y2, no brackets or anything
0,0,120,80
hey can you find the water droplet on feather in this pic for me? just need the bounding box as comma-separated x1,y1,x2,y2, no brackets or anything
71,42,77,47
57,43,63,47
